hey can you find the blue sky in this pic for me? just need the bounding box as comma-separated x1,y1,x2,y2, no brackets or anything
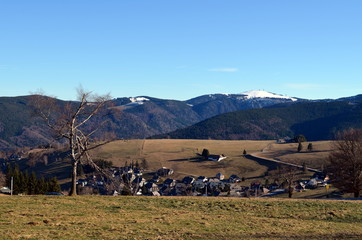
1,1,361,100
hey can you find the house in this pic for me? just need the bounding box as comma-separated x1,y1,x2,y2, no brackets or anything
163,178,176,187
228,174,241,183
76,179,88,187
193,181,206,192
196,176,208,182
295,181,306,192
144,182,159,194
157,167,174,176
182,176,195,185
208,154,227,162
216,172,225,180
133,168,142,176
307,178,318,189
132,176,146,187
159,185,172,196
313,173,329,182
152,175,161,183
174,182,188,195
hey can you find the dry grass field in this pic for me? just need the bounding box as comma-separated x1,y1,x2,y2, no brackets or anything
91,139,273,179
26,139,336,191
257,141,333,169
0,195,361,240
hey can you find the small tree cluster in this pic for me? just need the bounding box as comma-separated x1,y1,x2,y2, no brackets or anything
307,143,313,151
294,134,307,143
124,160,140,169
297,142,303,152
5,164,61,195
141,158,148,170
201,149,209,159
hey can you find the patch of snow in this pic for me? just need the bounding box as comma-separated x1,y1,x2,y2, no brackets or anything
126,97,150,106
240,90,297,101
129,97,150,103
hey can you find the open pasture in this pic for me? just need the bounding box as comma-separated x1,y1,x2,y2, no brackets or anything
258,141,333,169
92,139,273,179
0,196,360,240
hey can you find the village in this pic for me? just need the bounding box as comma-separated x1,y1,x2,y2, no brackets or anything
75,154,331,198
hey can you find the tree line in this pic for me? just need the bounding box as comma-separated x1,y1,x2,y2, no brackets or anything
5,164,61,195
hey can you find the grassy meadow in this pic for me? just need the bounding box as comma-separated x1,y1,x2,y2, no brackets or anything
91,139,274,179
28,139,334,188
23,139,336,192
257,141,333,169
0,195,361,240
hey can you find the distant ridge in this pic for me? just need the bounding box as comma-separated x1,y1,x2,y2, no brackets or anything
153,100,362,141
0,91,361,149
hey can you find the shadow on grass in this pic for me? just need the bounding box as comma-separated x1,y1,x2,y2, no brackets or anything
245,154,279,171
168,157,206,163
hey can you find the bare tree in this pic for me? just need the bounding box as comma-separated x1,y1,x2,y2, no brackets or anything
30,87,114,196
327,129,362,198
271,165,300,198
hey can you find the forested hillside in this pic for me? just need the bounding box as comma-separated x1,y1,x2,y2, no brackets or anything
154,101,362,141
0,92,300,149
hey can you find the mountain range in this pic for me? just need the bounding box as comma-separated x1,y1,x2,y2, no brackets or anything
0,90,361,149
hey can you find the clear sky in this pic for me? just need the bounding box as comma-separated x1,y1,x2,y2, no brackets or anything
1,1,361,100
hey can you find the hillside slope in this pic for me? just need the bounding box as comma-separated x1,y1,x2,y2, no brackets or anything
0,91,301,148
155,101,362,141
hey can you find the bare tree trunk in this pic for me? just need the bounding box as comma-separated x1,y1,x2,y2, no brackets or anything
288,186,293,198
69,160,78,196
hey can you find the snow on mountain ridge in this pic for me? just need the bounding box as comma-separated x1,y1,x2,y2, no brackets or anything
130,97,149,103
126,97,150,106
240,90,297,101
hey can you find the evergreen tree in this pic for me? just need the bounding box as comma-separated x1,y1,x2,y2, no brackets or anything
49,177,61,192
23,171,30,194
297,142,303,152
201,149,210,159
307,143,313,152
141,159,148,170
12,165,21,194
37,177,47,194
18,171,27,194
28,172,37,195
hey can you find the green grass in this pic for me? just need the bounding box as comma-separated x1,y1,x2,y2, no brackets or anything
0,196,361,239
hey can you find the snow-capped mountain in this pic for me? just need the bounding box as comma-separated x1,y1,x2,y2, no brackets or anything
239,90,298,101
126,97,150,106
185,90,300,119
1,91,361,148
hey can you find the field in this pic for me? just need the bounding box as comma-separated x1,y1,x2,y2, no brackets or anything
27,139,334,190
91,139,274,179
257,141,333,169
0,196,361,240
